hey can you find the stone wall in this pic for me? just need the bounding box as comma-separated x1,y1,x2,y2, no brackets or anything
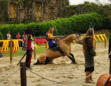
4,0,111,24
8,0,69,23
0,0,8,24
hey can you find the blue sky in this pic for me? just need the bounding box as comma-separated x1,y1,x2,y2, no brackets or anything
69,0,111,5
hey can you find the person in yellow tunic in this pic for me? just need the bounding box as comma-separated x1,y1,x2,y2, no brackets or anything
46,27,57,48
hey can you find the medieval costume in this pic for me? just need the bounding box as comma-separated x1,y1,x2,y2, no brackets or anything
83,28,96,83
46,28,57,48
22,32,27,50
25,35,34,69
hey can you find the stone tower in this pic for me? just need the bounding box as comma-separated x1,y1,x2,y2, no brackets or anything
8,0,69,23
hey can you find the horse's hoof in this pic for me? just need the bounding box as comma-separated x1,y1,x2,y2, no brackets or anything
26,67,32,70
33,63,38,65
71,62,77,64
74,62,77,64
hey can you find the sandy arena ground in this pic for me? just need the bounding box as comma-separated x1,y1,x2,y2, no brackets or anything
0,42,109,86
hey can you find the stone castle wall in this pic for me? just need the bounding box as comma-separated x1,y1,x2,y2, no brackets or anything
8,0,69,23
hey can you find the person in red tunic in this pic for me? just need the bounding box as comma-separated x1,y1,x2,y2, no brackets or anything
25,34,34,69
16,32,22,47
16,32,21,39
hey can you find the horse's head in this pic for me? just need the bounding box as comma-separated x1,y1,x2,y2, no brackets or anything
62,34,80,43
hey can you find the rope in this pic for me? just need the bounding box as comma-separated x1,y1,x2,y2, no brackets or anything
26,68,62,84
28,68,85,85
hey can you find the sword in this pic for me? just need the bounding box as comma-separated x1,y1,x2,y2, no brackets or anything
17,52,26,65
109,51,111,57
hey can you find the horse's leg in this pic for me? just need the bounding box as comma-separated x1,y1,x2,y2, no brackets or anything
68,53,76,64
33,59,42,65
34,56,46,65
45,57,53,64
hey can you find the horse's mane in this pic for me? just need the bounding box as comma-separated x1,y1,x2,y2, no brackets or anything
60,35,69,39
60,34,75,40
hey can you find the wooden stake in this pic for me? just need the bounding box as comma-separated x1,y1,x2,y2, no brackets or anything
10,39,13,63
104,37,107,48
20,62,27,86
34,38,36,60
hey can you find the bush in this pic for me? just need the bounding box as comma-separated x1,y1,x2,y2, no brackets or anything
0,12,103,39
0,32,3,39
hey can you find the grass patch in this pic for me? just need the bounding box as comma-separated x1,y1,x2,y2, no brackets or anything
1,44,46,57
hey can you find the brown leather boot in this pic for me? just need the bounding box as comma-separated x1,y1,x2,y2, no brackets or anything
85,72,92,83
90,73,94,83
90,73,93,81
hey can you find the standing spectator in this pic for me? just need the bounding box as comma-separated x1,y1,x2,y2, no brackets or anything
16,32,22,47
22,32,27,50
7,32,11,40
16,32,21,39
83,28,96,83
22,32,26,40
25,29,34,69
26,35,33,69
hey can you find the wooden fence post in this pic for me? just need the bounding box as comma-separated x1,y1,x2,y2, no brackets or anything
104,37,107,48
10,39,13,63
20,62,27,86
34,38,36,60
109,35,111,74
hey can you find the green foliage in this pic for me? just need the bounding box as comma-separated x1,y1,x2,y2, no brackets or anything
61,2,105,17
0,12,103,38
0,24,27,39
16,0,24,5
0,32,3,39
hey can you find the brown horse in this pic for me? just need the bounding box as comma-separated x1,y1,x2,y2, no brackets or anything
34,34,79,65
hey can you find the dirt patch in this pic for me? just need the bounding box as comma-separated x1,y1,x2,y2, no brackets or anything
0,42,109,86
